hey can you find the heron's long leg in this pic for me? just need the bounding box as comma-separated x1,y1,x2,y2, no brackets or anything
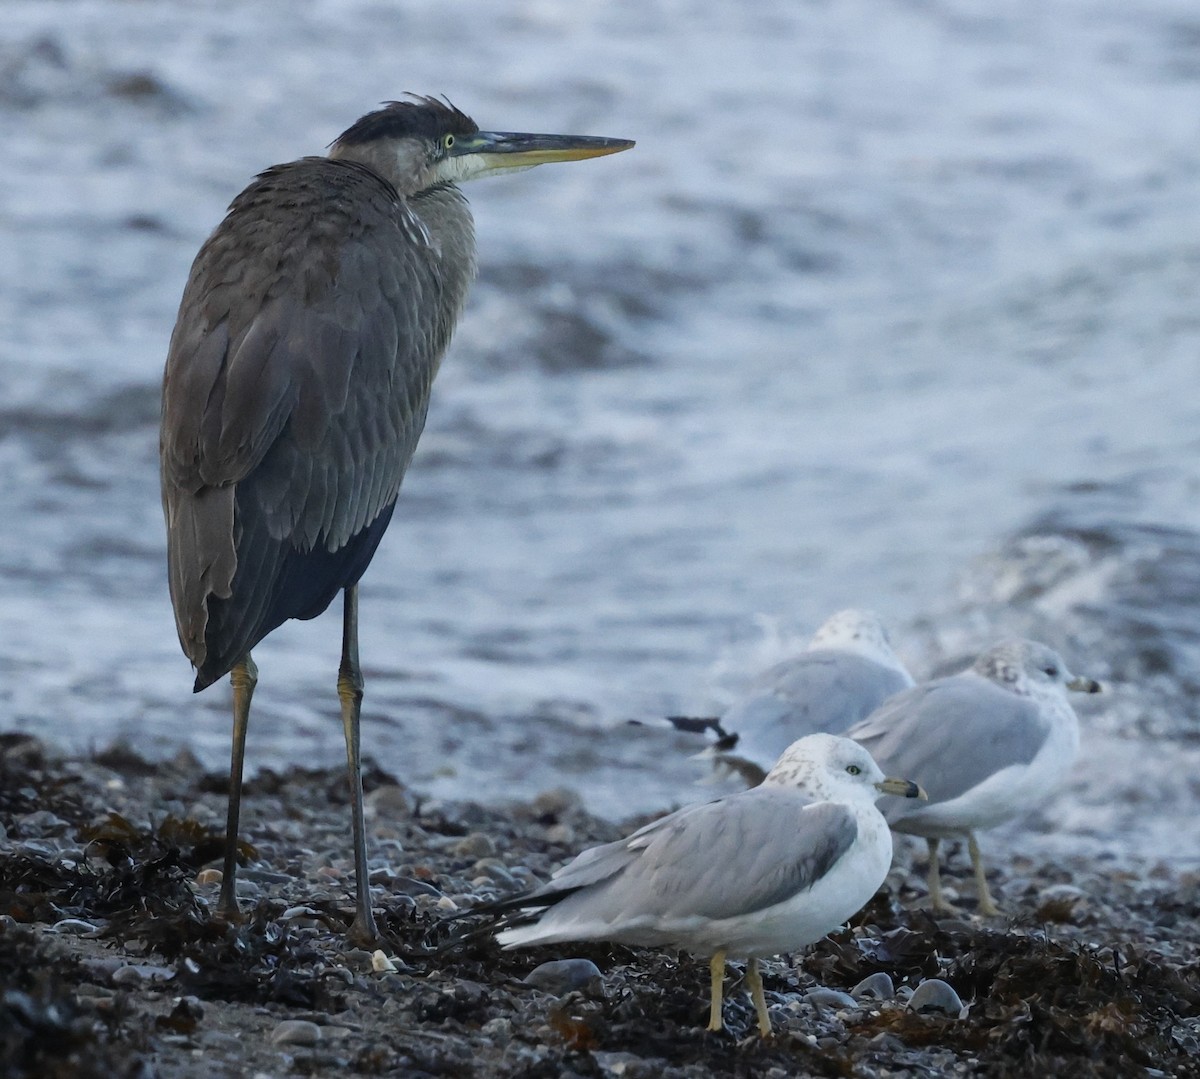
926,837,947,911
706,950,727,1032
967,832,999,916
745,957,772,1037
219,653,257,916
339,584,379,946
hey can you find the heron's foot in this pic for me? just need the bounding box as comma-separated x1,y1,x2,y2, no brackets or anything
347,909,381,949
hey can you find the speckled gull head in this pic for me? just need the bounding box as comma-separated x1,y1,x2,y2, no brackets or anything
973,639,1102,698
762,732,925,803
808,609,910,675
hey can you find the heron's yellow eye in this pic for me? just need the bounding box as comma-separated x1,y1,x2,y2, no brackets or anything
442,133,456,151
846,765,861,776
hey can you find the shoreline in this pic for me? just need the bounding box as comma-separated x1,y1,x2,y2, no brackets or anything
1,732,1197,1077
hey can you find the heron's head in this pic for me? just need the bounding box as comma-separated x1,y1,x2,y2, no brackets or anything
329,96,633,197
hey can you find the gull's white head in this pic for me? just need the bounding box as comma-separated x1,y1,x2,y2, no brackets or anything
762,733,918,805
807,609,912,681
972,639,1102,699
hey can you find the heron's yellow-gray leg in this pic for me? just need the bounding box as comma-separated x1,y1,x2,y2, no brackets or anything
967,832,999,916
339,584,379,945
926,837,948,911
745,957,773,1037
707,950,727,1032
219,653,257,916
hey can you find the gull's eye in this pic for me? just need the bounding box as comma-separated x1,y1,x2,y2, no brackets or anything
1043,666,1059,678
845,764,861,776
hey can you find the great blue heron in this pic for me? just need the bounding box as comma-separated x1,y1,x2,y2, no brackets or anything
160,96,633,944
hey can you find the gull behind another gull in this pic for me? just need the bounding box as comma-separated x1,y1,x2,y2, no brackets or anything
669,610,914,785
848,639,1101,916
490,734,924,1036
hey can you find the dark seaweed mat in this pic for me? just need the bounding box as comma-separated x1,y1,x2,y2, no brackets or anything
0,923,152,1079
2,738,1199,1078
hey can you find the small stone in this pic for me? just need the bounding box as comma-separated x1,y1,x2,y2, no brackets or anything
523,958,604,996
47,918,99,936
450,832,496,859
851,972,894,1001
481,1016,512,1038
435,895,459,912
111,964,175,986
804,988,858,1010
371,950,398,973
545,823,576,845
195,868,223,886
472,858,516,885
365,784,410,816
390,876,442,898
908,978,965,1017
270,1019,322,1046
532,788,582,818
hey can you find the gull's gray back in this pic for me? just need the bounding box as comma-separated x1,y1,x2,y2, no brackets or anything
849,677,1053,824
530,789,859,927
728,650,912,768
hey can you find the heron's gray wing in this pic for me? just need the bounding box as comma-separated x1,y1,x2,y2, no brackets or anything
572,791,859,922
848,678,1052,816
160,158,472,672
726,652,912,766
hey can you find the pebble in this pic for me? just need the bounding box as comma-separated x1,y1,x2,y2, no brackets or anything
851,972,895,1001
111,964,175,986
472,858,516,885
390,876,443,898
371,950,398,973
450,832,496,859
435,895,459,912
523,959,604,996
270,1019,323,1046
907,979,965,1017
17,810,69,837
531,788,582,818
804,988,858,1010
365,784,410,816
47,918,99,936
195,868,223,886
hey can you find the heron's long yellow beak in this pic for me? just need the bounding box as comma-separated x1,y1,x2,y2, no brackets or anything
876,777,928,800
453,131,634,170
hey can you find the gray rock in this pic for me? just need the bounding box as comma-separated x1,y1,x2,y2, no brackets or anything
523,958,604,996
111,964,175,986
450,832,496,858
804,988,858,1009
907,978,965,1017
270,1019,323,1046
851,972,895,1001
47,918,99,936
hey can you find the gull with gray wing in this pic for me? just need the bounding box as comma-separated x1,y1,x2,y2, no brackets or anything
484,734,924,1036
669,610,913,785
848,639,1101,916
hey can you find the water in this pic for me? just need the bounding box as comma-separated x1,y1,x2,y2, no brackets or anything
3,1,1200,858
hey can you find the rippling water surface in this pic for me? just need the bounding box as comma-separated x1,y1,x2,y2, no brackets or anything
3,2,1200,856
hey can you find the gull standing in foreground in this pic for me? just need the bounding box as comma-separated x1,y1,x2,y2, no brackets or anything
487,734,925,1036
668,610,914,786
848,639,1102,916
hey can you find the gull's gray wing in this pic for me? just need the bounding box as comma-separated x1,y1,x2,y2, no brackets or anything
726,651,913,767
531,790,859,926
848,677,1052,821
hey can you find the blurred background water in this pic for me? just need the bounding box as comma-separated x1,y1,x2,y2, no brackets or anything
2,1,1199,861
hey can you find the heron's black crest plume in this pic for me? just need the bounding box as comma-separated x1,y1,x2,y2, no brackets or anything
331,96,479,149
